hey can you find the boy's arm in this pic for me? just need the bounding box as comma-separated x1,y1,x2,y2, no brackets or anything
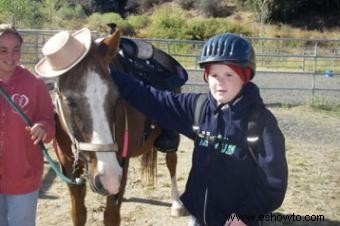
112,70,196,138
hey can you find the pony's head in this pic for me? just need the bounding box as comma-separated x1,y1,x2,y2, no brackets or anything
36,28,123,195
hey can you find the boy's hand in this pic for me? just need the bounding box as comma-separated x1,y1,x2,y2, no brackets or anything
26,123,47,145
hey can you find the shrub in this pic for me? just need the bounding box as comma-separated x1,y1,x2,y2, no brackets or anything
176,0,195,10
184,18,253,40
128,15,150,29
195,0,225,17
87,12,134,35
56,4,86,21
0,0,42,28
144,4,253,40
147,6,188,39
139,0,157,12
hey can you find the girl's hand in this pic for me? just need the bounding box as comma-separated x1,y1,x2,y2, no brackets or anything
225,213,247,226
26,123,47,145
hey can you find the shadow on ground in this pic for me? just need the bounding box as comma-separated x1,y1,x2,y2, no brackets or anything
123,197,171,207
39,161,58,199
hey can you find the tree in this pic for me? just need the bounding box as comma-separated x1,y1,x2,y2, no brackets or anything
93,0,127,18
0,0,41,27
238,0,340,30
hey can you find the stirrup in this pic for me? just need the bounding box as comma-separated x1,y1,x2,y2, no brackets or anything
154,129,179,153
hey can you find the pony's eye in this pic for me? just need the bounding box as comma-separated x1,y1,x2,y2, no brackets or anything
69,100,77,108
64,97,77,108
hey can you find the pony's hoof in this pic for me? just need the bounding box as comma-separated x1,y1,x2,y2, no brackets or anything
170,201,188,217
171,207,186,217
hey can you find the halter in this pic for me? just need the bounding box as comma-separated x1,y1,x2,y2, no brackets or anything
54,81,119,163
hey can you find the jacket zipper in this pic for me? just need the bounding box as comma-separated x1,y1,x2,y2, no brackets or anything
202,104,231,225
203,187,208,224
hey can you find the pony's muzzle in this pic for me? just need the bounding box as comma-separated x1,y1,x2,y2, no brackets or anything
94,162,122,195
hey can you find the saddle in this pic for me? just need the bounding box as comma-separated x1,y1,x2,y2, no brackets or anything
119,37,188,152
118,37,188,91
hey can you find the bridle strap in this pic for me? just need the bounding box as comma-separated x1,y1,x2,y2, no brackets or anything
54,81,119,153
78,142,118,152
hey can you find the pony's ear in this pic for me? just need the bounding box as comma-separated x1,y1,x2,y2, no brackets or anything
100,29,121,63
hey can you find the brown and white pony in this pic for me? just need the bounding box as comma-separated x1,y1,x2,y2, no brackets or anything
52,30,185,226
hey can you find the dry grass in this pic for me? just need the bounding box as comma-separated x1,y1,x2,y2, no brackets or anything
269,106,340,226
218,1,340,39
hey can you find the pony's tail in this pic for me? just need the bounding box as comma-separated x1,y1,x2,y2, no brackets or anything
134,126,161,187
141,149,157,187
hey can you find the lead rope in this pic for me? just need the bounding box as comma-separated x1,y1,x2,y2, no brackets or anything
0,85,83,185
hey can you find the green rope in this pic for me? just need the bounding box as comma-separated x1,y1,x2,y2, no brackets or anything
0,85,83,185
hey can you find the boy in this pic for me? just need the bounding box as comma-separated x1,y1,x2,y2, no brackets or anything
112,32,288,226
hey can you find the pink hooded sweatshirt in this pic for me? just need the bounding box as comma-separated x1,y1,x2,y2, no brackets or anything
0,66,55,194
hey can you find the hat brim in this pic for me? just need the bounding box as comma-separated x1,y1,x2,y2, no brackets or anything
35,28,92,78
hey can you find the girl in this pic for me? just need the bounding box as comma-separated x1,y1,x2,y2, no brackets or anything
0,24,55,226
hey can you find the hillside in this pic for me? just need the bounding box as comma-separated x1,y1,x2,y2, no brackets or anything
90,0,340,40
1,0,339,40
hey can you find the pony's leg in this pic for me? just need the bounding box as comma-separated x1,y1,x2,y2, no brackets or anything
103,158,129,226
165,152,186,216
104,195,122,226
67,184,87,226
54,114,87,225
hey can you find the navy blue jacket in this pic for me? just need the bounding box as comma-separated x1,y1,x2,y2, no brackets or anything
113,71,288,226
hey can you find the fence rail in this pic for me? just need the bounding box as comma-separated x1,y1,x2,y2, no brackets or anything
18,29,340,105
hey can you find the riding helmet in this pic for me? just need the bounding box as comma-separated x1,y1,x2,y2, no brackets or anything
199,33,256,79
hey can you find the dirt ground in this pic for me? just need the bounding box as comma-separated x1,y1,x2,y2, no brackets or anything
36,106,340,226
37,133,194,226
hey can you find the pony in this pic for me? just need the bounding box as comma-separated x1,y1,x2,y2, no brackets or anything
51,29,186,226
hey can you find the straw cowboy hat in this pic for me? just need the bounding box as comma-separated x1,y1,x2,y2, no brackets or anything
35,27,91,78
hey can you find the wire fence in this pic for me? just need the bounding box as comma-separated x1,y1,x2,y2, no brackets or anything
18,29,340,105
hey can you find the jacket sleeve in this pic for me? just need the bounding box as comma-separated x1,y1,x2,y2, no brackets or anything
112,70,196,138
33,79,55,143
234,109,288,222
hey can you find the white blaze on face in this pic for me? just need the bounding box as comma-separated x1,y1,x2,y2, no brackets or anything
84,70,122,194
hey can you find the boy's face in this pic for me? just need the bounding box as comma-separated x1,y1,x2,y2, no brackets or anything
206,64,244,105
0,33,21,79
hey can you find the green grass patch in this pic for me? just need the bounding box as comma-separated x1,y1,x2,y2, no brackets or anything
307,96,340,116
